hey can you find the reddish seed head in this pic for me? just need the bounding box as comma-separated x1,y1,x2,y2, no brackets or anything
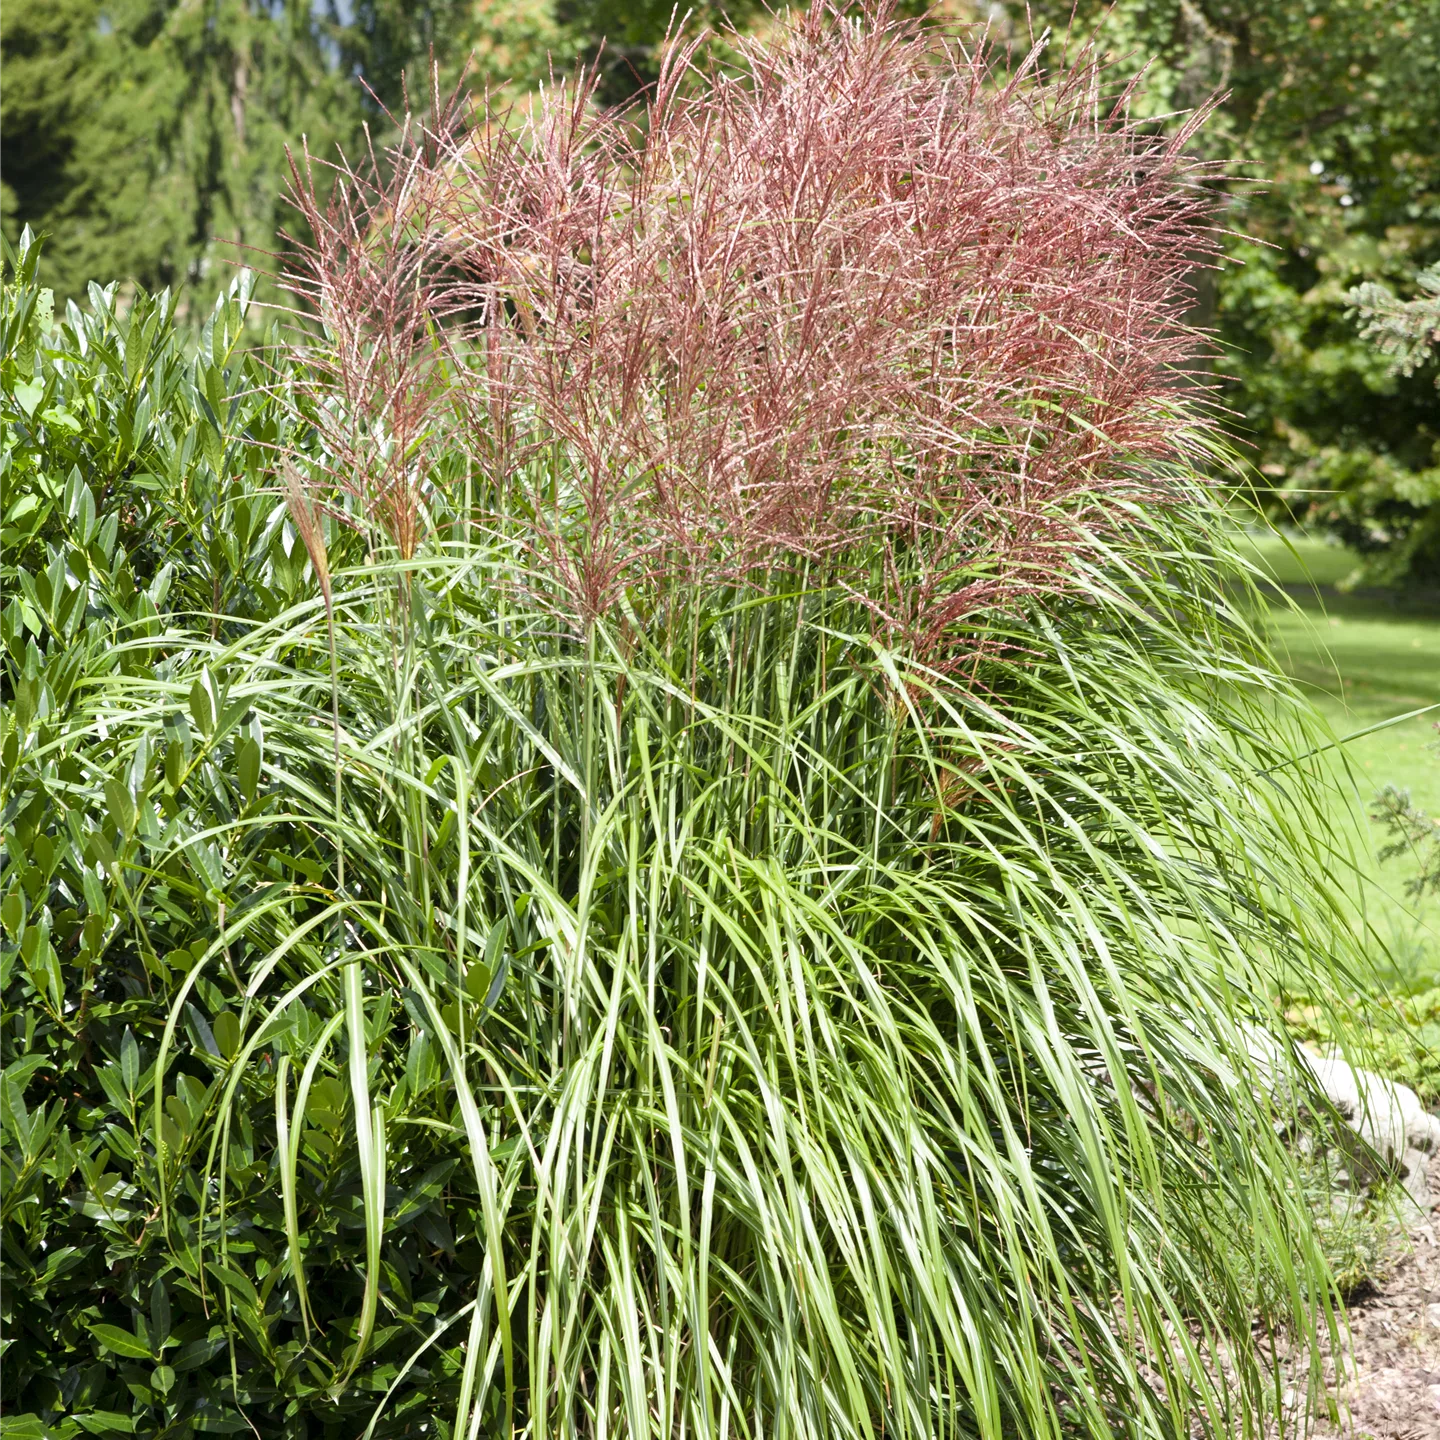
283,2,1220,655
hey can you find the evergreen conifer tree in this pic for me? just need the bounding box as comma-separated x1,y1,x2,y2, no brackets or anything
0,0,562,310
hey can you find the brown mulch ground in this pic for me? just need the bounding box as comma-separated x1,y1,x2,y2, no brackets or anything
1308,1152,1440,1439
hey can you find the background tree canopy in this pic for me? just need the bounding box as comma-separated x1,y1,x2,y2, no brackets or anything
1021,0,1440,588
0,0,566,309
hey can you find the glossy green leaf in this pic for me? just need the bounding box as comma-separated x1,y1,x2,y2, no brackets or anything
234,735,261,807
87,1325,152,1360
102,779,136,837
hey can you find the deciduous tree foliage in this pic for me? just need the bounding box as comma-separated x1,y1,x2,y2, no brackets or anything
1021,0,1440,588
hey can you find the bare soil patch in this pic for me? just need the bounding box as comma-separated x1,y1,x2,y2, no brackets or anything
1310,1153,1440,1439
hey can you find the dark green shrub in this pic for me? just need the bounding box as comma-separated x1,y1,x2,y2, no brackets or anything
0,233,427,1436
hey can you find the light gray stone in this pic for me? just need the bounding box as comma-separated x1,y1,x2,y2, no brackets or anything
1215,1024,1440,1207
1299,1052,1409,1166
1396,1083,1440,1154
1288,1050,1437,1211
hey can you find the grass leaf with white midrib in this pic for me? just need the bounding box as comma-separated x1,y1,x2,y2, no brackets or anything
116,496,1363,1436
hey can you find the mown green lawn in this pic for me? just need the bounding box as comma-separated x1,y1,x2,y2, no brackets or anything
1240,532,1440,989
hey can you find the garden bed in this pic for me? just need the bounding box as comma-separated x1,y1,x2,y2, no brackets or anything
1308,1149,1440,1440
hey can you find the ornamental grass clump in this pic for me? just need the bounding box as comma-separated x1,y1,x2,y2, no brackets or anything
285,4,1224,644
18,5,1366,1436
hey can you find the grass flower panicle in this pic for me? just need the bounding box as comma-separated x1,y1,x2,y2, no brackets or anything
285,1,1223,657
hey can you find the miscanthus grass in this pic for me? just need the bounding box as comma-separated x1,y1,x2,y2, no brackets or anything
118,6,1371,1434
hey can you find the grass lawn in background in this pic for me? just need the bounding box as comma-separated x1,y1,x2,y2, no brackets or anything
1240,531,1440,993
